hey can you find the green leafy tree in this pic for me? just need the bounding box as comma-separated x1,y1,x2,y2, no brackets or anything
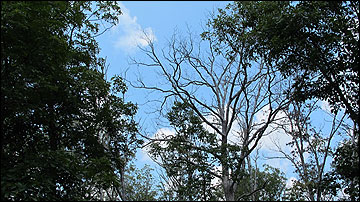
205,0,359,140
325,139,359,201
235,165,287,201
149,101,287,201
149,101,221,201
206,2,359,200
97,162,160,201
123,163,160,201
283,179,308,201
271,100,348,201
1,1,142,200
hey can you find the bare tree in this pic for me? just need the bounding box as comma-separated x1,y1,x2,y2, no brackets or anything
131,29,293,201
268,100,348,201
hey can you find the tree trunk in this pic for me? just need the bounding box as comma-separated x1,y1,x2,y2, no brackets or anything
221,123,236,201
118,167,127,201
223,177,235,201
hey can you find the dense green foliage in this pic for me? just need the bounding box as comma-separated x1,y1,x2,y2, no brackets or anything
149,101,289,201
150,101,221,201
235,165,287,201
205,0,359,132
204,1,359,200
326,140,359,201
123,164,159,201
1,1,358,201
1,1,142,200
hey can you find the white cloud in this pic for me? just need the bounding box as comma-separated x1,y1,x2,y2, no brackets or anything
319,99,331,113
250,104,296,173
200,107,241,146
200,104,293,159
111,2,156,53
286,176,298,189
138,127,175,163
152,127,176,142
253,104,291,150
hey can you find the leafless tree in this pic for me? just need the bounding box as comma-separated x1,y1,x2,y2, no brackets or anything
267,100,348,201
131,29,293,201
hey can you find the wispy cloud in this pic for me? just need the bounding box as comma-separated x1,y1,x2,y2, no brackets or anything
111,2,156,54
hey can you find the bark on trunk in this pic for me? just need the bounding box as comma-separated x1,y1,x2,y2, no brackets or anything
221,123,236,201
223,177,235,201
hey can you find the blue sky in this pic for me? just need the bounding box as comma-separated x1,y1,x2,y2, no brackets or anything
95,1,351,189
96,0,231,166
97,1,231,122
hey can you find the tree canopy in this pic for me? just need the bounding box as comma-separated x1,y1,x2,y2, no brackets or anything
204,1,359,200
1,1,142,200
205,1,359,133
1,1,358,201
